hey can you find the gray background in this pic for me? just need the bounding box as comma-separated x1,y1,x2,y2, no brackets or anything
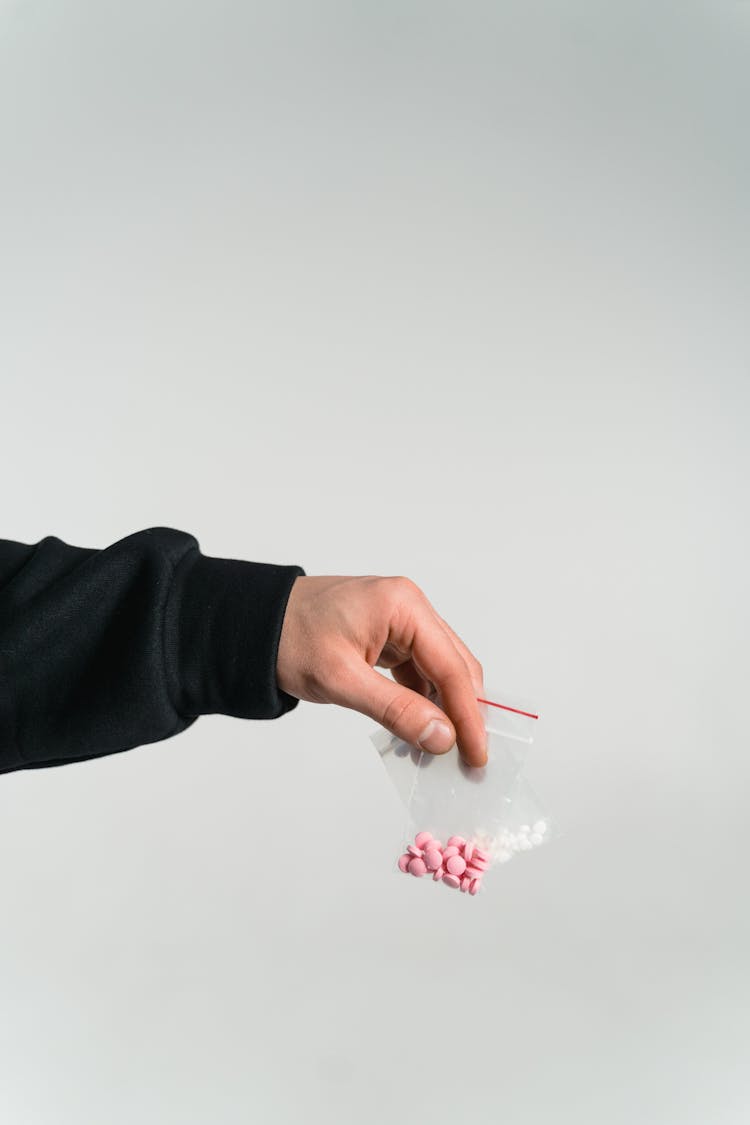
1,3,749,1123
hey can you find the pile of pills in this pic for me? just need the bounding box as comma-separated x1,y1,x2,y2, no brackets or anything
397,831,491,895
473,820,548,864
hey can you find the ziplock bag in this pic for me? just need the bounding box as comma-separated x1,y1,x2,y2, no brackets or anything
371,688,551,895
473,773,554,865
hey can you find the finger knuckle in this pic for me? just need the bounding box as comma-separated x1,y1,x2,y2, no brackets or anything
394,574,421,596
373,575,417,610
382,691,420,733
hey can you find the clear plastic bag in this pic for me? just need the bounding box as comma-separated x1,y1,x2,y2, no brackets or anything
371,688,552,894
473,773,554,865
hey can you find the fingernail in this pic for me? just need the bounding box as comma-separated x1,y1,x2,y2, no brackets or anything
417,719,455,753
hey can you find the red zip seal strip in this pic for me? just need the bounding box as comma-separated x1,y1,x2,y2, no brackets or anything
476,697,539,721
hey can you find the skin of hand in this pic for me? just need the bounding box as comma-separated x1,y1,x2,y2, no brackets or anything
276,575,488,767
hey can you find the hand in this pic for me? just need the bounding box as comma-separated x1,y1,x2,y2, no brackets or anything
276,575,487,767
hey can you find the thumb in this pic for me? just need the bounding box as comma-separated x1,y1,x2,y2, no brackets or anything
334,661,456,754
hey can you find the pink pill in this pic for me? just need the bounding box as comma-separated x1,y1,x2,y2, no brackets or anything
442,873,461,889
473,847,490,864
469,878,481,895
446,854,466,876
407,857,427,877
424,848,443,871
442,845,460,859
398,854,411,873
463,841,475,862
415,831,433,849
469,855,489,871
460,876,471,892
432,866,445,881
407,844,424,858
447,836,466,848
431,840,443,851
465,864,485,880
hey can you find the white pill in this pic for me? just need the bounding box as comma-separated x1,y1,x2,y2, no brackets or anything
530,833,543,846
519,837,532,850
518,825,530,835
533,820,547,836
496,849,512,863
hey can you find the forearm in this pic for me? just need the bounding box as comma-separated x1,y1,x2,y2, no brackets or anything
0,527,305,774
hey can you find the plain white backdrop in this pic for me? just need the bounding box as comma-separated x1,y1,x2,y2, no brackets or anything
1,3,748,1123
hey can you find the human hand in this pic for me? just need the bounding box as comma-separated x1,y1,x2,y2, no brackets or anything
276,575,487,767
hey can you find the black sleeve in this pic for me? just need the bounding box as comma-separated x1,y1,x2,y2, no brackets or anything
0,527,306,775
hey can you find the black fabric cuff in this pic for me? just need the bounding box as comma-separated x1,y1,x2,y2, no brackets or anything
164,549,306,720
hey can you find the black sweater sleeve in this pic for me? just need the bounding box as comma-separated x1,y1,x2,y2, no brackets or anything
0,527,306,775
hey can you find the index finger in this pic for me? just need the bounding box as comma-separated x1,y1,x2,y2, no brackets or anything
425,605,485,699
408,605,488,768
